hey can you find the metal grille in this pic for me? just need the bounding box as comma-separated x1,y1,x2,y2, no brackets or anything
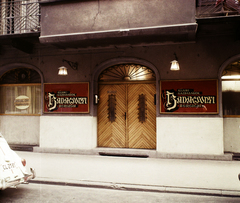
222,60,240,77
99,64,156,82
0,68,41,84
0,0,40,35
196,0,240,18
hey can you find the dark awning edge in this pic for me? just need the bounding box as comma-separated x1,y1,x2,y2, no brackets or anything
39,23,198,49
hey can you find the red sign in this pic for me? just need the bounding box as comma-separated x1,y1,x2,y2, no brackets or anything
44,83,89,113
160,80,218,114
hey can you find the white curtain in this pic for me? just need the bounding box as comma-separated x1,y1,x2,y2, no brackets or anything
0,84,41,115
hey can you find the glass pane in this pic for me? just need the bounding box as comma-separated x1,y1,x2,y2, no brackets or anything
108,94,116,122
99,64,155,82
222,81,240,115
138,94,146,123
0,84,41,115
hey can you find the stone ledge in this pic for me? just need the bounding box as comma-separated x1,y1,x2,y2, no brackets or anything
33,147,233,161
156,152,233,161
33,147,97,155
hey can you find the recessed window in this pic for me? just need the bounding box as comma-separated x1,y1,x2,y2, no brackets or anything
222,60,240,116
0,68,41,115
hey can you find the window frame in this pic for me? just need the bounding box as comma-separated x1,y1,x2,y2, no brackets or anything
0,83,41,116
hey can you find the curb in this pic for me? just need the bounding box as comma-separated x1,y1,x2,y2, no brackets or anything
29,179,240,198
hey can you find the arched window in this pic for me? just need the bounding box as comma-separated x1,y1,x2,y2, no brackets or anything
0,68,41,115
222,60,240,116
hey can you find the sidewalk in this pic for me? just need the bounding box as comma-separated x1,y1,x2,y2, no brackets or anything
16,151,240,197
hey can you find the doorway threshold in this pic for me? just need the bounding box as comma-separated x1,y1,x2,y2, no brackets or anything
96,148,156,158
10,144,38,152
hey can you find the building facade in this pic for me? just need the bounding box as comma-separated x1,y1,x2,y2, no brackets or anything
0,0,240,159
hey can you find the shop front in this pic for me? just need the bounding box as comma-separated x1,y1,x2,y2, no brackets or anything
0,54,237,160
0,0,240,160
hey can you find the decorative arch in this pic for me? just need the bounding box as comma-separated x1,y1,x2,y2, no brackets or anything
0,63,44,84
0,68,41,84
93,57,160,82
99,64,156,82
0,63,44,116
218,54,240,116
91,57,160,116
218,54,240,79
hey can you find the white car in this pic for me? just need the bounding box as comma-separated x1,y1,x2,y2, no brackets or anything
0,133,35,190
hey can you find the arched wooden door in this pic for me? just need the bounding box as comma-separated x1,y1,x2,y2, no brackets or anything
97,64,156,149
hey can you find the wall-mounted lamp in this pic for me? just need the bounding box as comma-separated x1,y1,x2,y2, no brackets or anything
58,59,78,75
58,66,68,75
170,53,180,71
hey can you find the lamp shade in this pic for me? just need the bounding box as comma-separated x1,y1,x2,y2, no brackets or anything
170,60,180,71
58,66,68,75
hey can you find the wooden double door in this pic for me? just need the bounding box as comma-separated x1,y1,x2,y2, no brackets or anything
97,83,156,149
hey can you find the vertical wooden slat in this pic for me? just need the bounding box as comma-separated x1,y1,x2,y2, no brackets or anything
125,85,129,148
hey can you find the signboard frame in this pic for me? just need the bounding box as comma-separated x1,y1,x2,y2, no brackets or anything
44,82,89,114
160,79,218,114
